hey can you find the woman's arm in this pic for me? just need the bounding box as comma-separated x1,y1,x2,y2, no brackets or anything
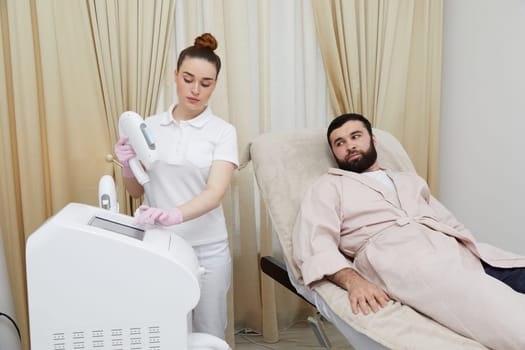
177,160,236,221
122,174,144,198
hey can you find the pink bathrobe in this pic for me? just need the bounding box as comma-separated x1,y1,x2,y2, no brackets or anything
293,168,525,350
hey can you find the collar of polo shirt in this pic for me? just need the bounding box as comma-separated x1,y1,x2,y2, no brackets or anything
160,104,211,128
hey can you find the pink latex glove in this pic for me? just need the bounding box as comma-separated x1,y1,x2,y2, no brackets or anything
135,205,184,226
114,136,136,178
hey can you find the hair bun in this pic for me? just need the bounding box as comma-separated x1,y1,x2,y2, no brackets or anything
194,33,218,51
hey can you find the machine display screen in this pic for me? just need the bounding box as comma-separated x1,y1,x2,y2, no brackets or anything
89,216,145,241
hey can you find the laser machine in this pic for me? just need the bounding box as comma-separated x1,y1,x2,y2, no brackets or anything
26,112,230,349
26,203,230,349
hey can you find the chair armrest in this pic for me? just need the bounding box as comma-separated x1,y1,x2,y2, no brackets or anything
260,255,312,305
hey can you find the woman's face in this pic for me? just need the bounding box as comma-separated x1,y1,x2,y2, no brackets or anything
174,57,217,119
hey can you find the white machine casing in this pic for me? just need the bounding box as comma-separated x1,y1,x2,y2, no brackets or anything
26,203,202,350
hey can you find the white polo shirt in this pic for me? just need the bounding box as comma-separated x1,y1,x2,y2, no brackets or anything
144,105,239,246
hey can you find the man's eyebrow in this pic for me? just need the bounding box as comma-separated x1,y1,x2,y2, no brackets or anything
332,130,362,145
332,136,344,145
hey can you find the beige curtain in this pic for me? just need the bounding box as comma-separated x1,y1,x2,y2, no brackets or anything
0,0,174,348
86,0,176,214
173,1,331,346
0,1,109,349
172,2,262,346
312,0,443,192
1,1,444,349
253,0,325,343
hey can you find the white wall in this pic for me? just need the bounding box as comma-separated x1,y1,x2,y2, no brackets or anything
440,0,525,254
0,231,21,350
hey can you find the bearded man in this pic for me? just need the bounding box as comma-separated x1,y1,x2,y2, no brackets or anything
292,113,525,350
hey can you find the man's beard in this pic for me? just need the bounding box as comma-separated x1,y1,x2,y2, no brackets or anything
336,141,378,173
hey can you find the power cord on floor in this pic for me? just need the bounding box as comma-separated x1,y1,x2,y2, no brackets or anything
234,328,277,350
235,318,320,350
279,318,310,332
0,312,21,341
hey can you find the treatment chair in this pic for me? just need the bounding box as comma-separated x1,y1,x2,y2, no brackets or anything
243,128,488,350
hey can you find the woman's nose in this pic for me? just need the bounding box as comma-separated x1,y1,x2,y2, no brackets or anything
191,82,200,95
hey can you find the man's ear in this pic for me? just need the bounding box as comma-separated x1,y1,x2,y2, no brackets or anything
372,134,377,144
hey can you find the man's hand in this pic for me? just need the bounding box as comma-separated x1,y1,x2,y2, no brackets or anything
328,268,390,315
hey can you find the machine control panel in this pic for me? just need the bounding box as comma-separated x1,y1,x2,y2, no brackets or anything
88,216,145,241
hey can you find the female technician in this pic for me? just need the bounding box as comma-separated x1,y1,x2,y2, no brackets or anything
114,33,238,340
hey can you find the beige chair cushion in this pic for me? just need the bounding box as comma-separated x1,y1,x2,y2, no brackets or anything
246,128,487,350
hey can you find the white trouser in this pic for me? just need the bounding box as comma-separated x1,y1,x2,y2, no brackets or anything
192,240,231,340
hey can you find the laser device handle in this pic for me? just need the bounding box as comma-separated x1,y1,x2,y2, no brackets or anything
128,157,149,186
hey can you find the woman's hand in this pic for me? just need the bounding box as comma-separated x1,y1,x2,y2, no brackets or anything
114,136,137,178
135,206,183,226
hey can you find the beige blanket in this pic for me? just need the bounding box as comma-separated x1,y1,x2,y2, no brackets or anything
244,128,487,350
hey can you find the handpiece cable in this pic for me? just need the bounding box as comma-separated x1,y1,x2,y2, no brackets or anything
0,311,21,340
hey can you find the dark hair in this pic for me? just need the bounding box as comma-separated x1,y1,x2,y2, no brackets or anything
176,33,221,78
326,113,373,145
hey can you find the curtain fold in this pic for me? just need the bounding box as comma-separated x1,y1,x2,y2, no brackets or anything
256,1,278,341
171,0,332,346
86,0,176,215
0,1,175,348
179,2,263,346
1,1,110,348
312,0,443,191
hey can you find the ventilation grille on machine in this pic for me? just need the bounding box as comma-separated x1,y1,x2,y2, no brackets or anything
51,326,161,350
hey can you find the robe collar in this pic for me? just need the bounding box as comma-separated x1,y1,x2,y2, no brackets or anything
328,167,403,208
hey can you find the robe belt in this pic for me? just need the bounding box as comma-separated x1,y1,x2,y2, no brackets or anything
394,215,446,230
354,215,462,257
395,217,411,226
